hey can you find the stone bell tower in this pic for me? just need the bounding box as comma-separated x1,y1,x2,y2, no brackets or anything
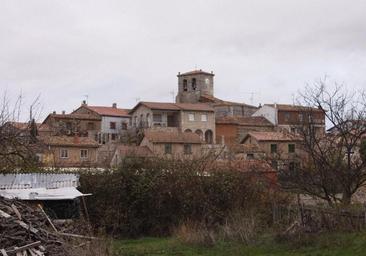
175,69,214,103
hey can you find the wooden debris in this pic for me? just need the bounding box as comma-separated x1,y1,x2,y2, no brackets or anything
0,197,69,256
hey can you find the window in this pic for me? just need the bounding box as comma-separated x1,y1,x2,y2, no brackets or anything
36,153,43,162
80,149,88,159
134,116,137,127
60,149,68,158
110,122,116,129
201,114,208,122
192,78,197,90
188,113,195,121
153,114,162,122
299,113,303,122
183,79,188,91
165,144,172,154
184,144,192,154
270,144,277,153
111,133,117,141
288,144,295,153
122,122,128,130
87,122,95,130
284,113,290,121
247,153,254,159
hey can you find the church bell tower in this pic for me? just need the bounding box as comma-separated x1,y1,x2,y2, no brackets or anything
175,69,214,103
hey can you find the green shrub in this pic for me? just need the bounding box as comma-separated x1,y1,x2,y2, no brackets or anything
79,157,275,238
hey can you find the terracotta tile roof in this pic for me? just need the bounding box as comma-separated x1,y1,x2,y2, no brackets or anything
86,106,130,117
43,113,101,123
5,122,31,130
143,130,203,144
115,145,153,158
38,136,99,147
130,102,214,113
199,94,257,108
216,116,273,126
38,123,51,132
177,70,214,76
244,131,302,142
264,104,324,113
5,122,51,131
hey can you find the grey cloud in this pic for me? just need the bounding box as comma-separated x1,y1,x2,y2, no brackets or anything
0,0,365,120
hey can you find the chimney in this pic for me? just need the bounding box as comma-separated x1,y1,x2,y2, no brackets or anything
112,103,117,108
52,111,56,114
62,110,65,115
82,100,87,106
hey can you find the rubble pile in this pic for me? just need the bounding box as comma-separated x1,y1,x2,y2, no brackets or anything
0,197,69,256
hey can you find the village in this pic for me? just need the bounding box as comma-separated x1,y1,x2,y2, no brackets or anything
5,69,326,171
1,69,365,256
1,1,366,255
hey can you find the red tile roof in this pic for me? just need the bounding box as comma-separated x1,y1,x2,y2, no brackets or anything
216,116,273,126
43,113,101,124
244,131,302,142
130,102,214,113
199,94,257,108
86,106,130,117
5,122,51,131
177,70,214,76
143,130,203,144
264,104,324,113
38,136,99,147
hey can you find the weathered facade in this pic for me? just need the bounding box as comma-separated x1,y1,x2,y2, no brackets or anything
215,116,274,146
37,136,99,168
129,102,216,144
140,130,204,158
253,104,326,136
72,102,130,144
240,131,303,171
42,112,101,139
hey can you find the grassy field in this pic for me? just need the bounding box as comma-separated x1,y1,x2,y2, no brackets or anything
113,232,366,256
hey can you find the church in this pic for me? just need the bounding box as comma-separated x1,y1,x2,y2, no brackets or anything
175,69,258,118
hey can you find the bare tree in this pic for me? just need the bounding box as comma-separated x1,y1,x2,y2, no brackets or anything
279,80,366,206
0,92,42,171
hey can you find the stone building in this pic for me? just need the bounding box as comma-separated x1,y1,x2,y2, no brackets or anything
253,104,326,136
72,102,130,144
215,116,274,147
129,101,216,144
42,112,101,139
37,136,99,168
140,130,204,158
240,131,303,171
175,69,258,118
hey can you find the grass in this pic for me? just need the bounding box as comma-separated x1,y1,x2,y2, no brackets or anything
113,232,366,256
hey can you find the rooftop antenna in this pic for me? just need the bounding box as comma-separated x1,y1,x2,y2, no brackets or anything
135,97,141,103
241,92,260,105
83,94,89,104
292,93,295,105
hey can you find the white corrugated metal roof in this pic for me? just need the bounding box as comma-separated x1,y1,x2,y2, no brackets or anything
0,187,91,200
0,173,79,189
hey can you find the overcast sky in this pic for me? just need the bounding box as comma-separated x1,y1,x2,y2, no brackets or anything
1,0,366,121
